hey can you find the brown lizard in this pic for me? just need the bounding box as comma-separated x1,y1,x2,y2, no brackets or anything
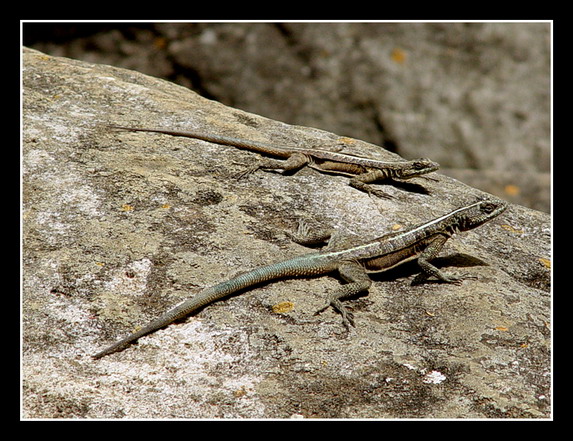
108,125,439,198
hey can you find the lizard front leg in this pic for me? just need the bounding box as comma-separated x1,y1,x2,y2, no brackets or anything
314,261,372,328
413,234,474,285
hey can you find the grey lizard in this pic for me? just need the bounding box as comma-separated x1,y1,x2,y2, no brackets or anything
93,198,507,359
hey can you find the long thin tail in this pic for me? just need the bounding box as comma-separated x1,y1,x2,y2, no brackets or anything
92,255,325,359
107,125,292,158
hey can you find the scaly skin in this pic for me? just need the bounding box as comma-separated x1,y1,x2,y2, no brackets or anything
107,125,440,198
93,198,507,359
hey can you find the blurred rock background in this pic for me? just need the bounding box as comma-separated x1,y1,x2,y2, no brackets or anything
23,22,551,212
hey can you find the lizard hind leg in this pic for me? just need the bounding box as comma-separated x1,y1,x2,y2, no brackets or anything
314,261,372,328
235,152,310,180
285,221,334,246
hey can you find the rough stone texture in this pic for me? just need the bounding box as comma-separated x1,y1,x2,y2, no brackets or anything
24,22,551,212
22,48,551,419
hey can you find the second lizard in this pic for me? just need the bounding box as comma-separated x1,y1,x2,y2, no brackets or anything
108,125,439,198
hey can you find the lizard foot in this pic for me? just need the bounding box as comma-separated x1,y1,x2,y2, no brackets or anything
412,272,477,286
313,301,355,328
234,165,260,180
445,273,478,284
367,187,394,200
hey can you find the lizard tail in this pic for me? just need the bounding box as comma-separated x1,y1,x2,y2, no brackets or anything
92,254,329,359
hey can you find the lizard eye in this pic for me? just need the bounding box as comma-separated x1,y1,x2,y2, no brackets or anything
412,158,434,169
481,202,496,213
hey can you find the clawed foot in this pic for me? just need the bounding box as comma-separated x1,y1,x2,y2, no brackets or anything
285,221,312,244
286,221,333,246
453,273,477,283
440,272,478,285
412,272,477,286
314,301,355,328
233,165,260,180
366,187,394,200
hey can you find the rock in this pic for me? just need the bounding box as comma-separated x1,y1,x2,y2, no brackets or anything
22,48,550,419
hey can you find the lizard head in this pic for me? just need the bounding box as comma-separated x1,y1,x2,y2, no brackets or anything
455,198,509,232
398,158,440,179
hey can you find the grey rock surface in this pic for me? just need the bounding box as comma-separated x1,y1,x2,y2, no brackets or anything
22,48,551,419
25,22,551,212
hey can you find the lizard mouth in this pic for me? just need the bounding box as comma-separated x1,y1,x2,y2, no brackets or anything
396,159,440,180
399,167,440,180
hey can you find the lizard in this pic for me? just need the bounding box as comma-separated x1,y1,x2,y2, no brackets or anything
92,197,507,359
107,125,440,198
